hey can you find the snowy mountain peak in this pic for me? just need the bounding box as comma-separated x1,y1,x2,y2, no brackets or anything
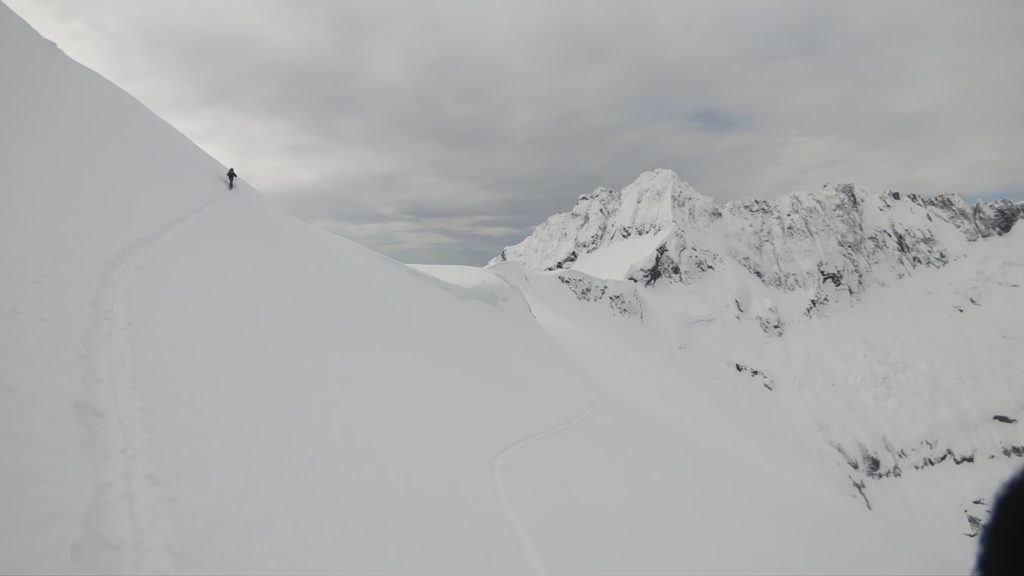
569,169,701,233
584,168,707,226
492,172,1023,314
491,169,715,278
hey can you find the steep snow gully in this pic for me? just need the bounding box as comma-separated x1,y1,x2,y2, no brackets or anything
76,190,230,572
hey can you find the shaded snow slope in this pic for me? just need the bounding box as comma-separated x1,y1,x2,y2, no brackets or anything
0,3,982,574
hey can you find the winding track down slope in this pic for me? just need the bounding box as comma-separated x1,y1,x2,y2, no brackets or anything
0,7,610,561
493,389,606,575
75,184,605,574
76,191,230,573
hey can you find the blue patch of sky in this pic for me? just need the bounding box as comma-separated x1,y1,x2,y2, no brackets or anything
629,90,750,133
964,188,1024,203
688,108,750,132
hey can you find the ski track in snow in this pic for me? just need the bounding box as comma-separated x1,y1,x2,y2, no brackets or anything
74,190,230,574
492,387,605,575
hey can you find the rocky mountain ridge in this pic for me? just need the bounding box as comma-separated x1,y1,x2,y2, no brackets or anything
485,170,1024,539
493,169,1023,318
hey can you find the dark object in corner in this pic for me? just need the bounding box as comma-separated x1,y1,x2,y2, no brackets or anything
976,465,1024,575
993,415,1018,424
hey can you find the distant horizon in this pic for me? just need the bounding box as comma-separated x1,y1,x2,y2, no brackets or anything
7,0,1024,265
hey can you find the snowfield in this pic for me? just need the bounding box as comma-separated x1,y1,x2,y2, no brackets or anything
2,2,1021,574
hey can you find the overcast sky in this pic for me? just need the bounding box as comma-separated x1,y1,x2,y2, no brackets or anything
7,1,1024,264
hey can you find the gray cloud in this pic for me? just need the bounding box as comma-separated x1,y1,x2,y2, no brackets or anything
8,0,1024,264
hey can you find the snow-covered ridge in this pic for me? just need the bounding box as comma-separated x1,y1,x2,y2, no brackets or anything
492,170,1023,308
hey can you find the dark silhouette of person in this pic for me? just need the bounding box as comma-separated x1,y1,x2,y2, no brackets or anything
976,464,1024,575
227,167,237,190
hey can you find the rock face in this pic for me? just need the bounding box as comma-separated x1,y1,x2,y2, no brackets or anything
492,170,1023,307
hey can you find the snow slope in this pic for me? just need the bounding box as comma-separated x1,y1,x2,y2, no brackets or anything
0,6,593,572
0,3,991,574
469,169,1024,571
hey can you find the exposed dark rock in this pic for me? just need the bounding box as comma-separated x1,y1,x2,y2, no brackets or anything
863,451,882,478
893,229,910,254
805,296,827,316
1002,446,1024,458
558,275,607,302
548,249,578,270
993,415,1017,424
916,451,949,469
966,513,983,538
607,293,642,318
975,200,1024,236
558,274,642,318
859,440,978,475
757,310,785,337
850,476,871,511
733,363,775,391
838,183,860,209
834,444,860,471
924,194,1023,241
820,269,843,288
954,452,976,465
634,245,679,287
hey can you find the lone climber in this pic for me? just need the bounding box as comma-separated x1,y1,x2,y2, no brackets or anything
227,167,237,190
